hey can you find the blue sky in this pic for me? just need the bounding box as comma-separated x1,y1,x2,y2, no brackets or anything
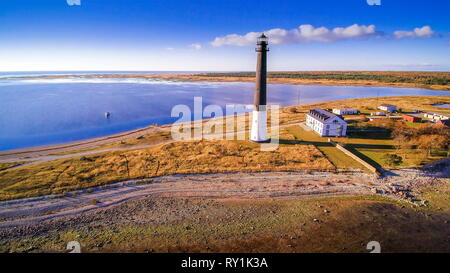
0,0,449,71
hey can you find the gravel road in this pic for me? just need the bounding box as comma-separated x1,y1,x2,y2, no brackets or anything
1,166,447,230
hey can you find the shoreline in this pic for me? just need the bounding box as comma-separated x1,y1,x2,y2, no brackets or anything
4,71,450,91
0,124,165,161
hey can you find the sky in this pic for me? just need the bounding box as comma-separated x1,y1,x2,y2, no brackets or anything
0,0,449,71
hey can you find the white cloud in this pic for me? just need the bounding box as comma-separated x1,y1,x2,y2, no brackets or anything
394,26,434,39
166,47,175,51
211,24,378,47
189,43,202,50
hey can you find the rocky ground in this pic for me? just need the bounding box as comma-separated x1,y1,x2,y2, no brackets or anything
0,164,448,253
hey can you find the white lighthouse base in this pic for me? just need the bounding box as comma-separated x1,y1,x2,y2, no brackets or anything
250,110,269,143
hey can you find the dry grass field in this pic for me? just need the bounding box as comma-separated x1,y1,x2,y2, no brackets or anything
0,139,332,201
0,162,27,172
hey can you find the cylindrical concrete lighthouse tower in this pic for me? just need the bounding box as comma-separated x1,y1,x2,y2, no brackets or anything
250,33,269,143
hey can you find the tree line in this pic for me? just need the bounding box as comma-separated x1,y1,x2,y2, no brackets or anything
197,72,450,86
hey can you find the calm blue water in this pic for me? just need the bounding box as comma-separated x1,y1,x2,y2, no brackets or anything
0,74,448,151
432,104,450,108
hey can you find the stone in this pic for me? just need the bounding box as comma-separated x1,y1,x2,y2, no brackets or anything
26,246,37,252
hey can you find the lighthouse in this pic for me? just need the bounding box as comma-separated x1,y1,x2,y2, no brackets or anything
250,33,269,143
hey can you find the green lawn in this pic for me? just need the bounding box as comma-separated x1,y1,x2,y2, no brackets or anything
319,146,367,170
352,148,436,168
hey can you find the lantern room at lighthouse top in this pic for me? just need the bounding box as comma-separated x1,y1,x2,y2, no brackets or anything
257,33,268,45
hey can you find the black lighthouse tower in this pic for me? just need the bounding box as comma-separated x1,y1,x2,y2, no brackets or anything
250,33,269,142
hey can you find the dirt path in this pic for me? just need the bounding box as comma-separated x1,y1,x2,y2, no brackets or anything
2,141,176,170
1,167,447,230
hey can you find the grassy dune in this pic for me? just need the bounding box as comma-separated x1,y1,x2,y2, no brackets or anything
0,139,332,201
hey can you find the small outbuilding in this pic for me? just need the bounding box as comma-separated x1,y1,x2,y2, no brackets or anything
424,112,450,122
332,108,360,115
402,114,422,123
378,104,397,112
371,112,387,116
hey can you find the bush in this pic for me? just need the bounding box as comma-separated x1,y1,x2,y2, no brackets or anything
90,199,101,205
382,154,403,166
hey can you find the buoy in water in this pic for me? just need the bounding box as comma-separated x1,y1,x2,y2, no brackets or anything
105,112,111,118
